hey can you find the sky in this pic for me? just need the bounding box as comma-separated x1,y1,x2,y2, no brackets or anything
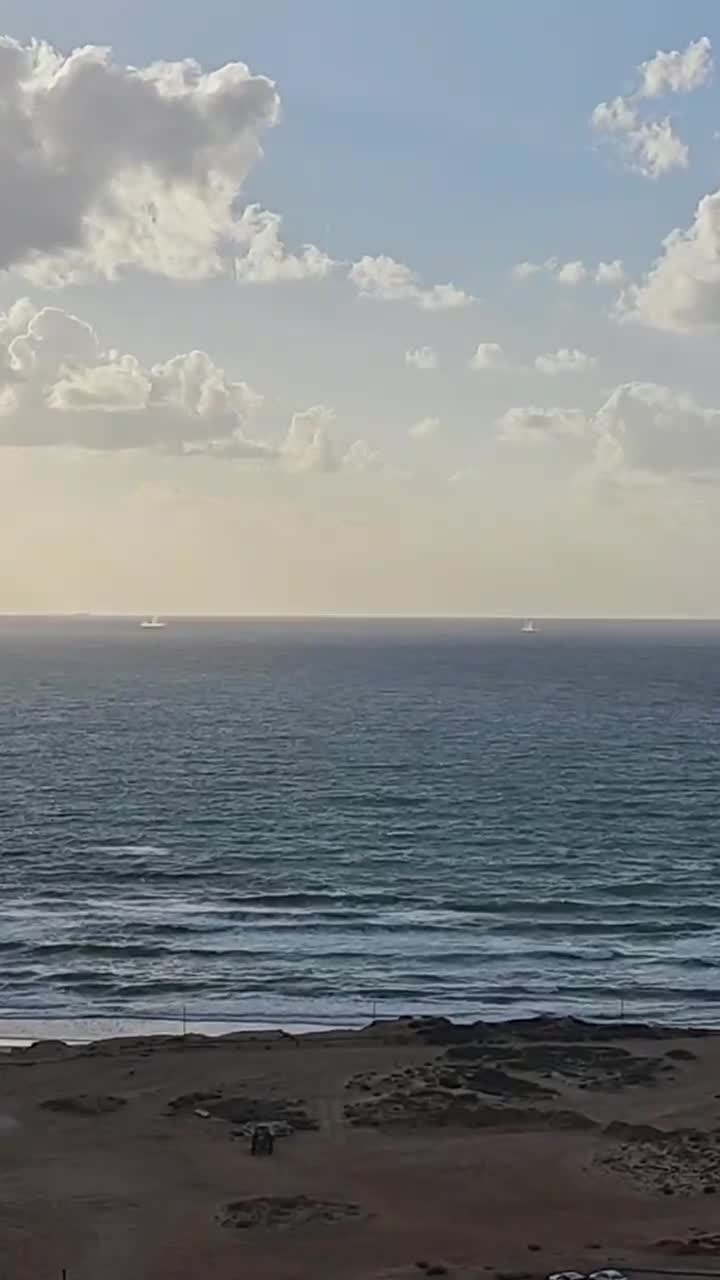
2,1,720,616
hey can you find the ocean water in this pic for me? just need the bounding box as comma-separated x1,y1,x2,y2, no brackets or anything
2,616,720,1035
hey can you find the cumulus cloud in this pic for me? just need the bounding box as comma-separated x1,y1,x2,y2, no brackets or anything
281,406,381,473
0,301,264,451
639,36,713,98
512,258,625,287
0,34,476,297
0,35,299,283
283,405,340,472
408,416,441,438
497,406,588,445
469,342,508,370
405,346,438,371
592,381,720,481
623,188,720,330
349,255,475,310
232,206,334,283
0,36,338,289
343,438,383,471
557,260,589,286
591,37,712,179
595,259,626,286
0,299,378,471
535,348,597,375
498,379,720,484
511,261,543,280
591,100,688,178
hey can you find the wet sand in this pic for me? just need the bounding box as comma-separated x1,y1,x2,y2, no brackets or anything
2,1015,720,1280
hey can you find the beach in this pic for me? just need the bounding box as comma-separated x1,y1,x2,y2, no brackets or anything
3,1016,720,1279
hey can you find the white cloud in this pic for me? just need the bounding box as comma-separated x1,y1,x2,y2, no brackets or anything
595,259,626,286
343,438,383,471
592,101,688,178
469,342,508,370
282,405,381,473
591,37,712,179
592,381,720,481
349,255,475,310
48,357,152,412
232,206,334,283
497,406,588,445
283,405,340,472
535,348,597,375
405,346,438,371
512,258,625,287
0,301,265,452
623,188,720,330
408,416,441,438
557,260,589,286
0,36,295,283
0,299,379,472
511,261,543,280
639,36,713,98
498,379,720,484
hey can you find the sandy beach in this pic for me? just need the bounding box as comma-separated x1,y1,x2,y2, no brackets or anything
3,1016,720,1279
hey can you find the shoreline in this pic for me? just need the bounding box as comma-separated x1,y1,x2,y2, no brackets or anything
0,1010,715,1050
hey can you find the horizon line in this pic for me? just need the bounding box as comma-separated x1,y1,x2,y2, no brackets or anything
2,612,720,624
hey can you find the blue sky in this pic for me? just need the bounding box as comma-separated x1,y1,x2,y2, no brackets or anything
1,2,720,614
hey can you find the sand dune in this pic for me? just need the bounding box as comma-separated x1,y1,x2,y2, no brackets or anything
1,1016,720,1279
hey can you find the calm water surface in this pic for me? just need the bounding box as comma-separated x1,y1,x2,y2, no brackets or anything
1,617,719,1031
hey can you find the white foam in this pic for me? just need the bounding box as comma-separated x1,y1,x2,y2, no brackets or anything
0,1013,358,1045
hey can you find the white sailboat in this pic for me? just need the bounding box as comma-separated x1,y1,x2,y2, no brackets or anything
141,616,166,630
521,619,536,633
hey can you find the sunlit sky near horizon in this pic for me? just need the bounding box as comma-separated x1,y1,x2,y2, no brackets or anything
2,0,720,616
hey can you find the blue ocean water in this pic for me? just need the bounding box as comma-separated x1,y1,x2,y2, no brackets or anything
2,616,720,1031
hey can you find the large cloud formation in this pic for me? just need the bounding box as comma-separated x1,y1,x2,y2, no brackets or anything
0,35,479,303
623,189,720,331
0,35,335,285
0,298,377,470
592,382,720,481
498,381,720,483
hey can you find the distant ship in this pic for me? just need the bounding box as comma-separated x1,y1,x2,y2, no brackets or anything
140,616,166,630
521,619,536,633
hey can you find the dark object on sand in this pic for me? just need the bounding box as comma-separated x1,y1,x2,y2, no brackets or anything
217,1195,365,1231
39,1094,126,1115
208,1094,316,1130
250,1124,275,1156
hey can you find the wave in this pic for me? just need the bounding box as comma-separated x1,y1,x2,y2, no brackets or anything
486,919,715,937
518,946,625,962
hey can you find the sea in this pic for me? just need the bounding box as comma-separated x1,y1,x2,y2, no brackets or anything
2,615,720,1040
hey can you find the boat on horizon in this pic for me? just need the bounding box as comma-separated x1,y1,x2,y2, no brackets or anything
140,616,167,630
521,619,536,633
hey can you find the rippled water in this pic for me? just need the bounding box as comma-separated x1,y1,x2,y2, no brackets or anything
2,616,720,1029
